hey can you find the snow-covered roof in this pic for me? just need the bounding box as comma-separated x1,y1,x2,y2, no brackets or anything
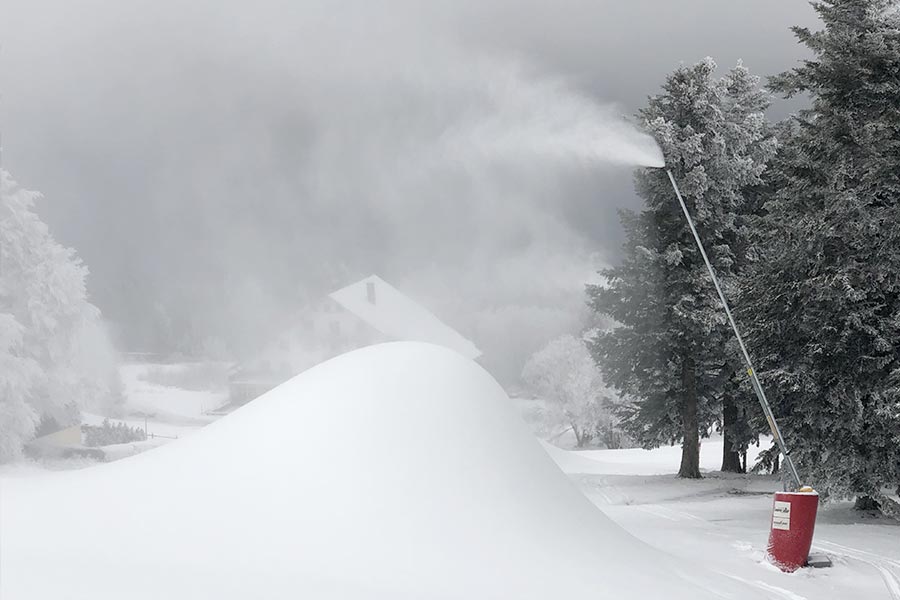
328,275,481,360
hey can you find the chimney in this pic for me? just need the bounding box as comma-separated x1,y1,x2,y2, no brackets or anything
366,281,376,305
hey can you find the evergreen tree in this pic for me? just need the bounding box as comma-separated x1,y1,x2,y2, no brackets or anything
0,170,121,460
719,67,782,473
742,0,900,498
0,314,41,461
587,59,775,478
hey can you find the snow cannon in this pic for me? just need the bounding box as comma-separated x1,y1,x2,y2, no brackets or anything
766,487,822,572
663,170,830,571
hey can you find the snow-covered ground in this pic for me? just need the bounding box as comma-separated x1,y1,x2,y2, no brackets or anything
547,440,900,600
543,434,768,476
74,362,230,460
119,362,227,425
0,363,227,471
1,344,897,598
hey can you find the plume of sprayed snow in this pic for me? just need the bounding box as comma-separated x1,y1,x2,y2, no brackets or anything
439,68,664,169
0,0,660,369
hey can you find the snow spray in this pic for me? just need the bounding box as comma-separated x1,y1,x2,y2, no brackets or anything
439,70,665,169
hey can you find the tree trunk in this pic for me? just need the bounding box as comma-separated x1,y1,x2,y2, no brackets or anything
572,424,585,448
877,494,900,521
679,355,702,479
721,395,744,473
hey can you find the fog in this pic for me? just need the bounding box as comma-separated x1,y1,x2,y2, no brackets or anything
0,0,817,381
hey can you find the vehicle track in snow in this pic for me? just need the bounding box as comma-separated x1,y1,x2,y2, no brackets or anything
814,540,900,600
725,575,808,600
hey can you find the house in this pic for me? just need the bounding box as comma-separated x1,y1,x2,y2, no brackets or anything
24,424,105,461
329,275,481,361
226,275,481,407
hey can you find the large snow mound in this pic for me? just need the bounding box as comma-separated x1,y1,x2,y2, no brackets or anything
1,342,764,599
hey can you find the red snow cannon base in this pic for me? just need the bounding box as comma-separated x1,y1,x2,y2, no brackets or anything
767,489,819,572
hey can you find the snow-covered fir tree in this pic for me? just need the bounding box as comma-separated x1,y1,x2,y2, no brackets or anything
741,0,900,500
0,314,41,461
0,170,121,461
587,59,776,478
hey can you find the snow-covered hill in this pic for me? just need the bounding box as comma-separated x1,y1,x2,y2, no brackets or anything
1,342,767,599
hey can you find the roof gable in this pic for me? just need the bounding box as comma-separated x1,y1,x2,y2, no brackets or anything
329,275,481,360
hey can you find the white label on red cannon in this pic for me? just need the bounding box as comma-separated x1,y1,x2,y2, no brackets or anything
772,500,791,531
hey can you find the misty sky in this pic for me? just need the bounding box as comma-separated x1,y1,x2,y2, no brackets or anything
0,0,817,379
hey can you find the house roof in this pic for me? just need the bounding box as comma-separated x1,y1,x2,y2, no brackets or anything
329,275,482,360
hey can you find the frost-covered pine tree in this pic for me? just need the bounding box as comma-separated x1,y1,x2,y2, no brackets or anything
0,314,41,461
741,0,900,499
718,66,781,473
587,59,776,478
0,170,121,460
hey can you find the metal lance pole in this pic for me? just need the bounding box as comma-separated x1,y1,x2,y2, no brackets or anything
665,169,802,490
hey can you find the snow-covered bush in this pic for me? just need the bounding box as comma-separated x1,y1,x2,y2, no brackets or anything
83,419,147,447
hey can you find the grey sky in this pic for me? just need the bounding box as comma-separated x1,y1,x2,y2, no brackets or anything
0,0,818,378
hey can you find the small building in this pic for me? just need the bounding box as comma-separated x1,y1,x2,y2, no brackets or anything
329,275,481,361
226,275,480,407
24,424,105,461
